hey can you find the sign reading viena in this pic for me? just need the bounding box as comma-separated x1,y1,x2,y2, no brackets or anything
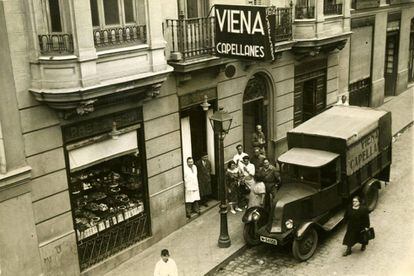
215,5,274,60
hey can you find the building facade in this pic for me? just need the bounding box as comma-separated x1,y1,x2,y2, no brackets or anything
0,0,412,275
345,0,414,106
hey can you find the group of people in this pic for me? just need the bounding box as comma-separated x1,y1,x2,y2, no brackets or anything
226,125,280,214
184,154,212,219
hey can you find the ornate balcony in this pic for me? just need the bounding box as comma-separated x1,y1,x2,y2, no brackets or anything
38,34,74,55
165,7,293,67
324,0,343,15
93,25,147,48
273,7,294,42
165,15,215,62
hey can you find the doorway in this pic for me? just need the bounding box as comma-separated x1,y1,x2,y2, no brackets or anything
243,74,269,157
294,71,326,126
384,32,399,96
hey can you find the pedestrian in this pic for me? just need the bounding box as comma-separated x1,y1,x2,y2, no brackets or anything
247,174,266,208
342,196,370,256
196,153,212,207
252,125,266,155
233,144,248,166
239,155,255,208
257,158,281,193
250,147,265,170
184,157,200,219
154,249,178,276
336,94,349,106
226,160,243,214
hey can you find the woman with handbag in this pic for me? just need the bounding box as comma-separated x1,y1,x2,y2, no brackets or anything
342,196,371,256
226,161,243,214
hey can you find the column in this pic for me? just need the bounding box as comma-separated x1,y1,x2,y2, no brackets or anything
371,11,387,106
146,0,169,72
395,7,414,95
69,0,99,87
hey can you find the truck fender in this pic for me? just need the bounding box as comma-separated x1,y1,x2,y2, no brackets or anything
242,207,267,224
295,222,315,240
362,179,381,194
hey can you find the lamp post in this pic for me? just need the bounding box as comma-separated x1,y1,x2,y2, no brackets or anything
209,107,233,248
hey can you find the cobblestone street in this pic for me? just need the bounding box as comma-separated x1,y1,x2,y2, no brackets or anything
213,126,414,276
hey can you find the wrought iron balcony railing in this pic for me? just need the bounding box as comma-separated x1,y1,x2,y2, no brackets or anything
93,25,146,48
295,0,315,19
38,34,74,55
165,15,215,61
165,7,293,62
324,1,343,15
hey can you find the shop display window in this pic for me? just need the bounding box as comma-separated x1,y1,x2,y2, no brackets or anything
70,152,145,241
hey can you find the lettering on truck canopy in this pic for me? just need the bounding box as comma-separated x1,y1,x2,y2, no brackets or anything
346,129,379,175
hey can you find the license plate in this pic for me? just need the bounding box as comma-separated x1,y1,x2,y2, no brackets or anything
260,236,278,245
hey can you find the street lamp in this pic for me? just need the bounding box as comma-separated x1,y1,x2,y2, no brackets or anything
209,107,233,248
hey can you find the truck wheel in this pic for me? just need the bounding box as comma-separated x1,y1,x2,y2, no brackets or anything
243,223,260,246
365,185,379,212
292,228,318,261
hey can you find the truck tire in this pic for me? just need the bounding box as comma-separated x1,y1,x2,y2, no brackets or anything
292,228,318,261
365,185,379,212
243,223,260,246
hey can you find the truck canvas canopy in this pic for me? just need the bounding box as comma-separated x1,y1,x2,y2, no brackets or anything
289,106,388,146
278,148,339,168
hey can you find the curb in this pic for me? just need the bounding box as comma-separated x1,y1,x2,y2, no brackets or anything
205,245,248,276
393,122,413,139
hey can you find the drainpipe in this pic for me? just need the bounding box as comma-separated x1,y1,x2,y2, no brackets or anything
0,122,6,174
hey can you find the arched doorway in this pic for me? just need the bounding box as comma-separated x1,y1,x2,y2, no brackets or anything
243,74,269,157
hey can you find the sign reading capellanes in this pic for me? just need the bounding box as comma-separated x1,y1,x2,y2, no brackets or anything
215,5,274,60
346,129,379,175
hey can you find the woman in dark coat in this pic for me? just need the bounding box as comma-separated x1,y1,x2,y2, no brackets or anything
342,196,370,256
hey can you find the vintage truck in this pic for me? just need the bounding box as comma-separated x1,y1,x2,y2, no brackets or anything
243,105,392,261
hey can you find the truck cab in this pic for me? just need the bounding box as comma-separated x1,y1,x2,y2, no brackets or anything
242,106,392,261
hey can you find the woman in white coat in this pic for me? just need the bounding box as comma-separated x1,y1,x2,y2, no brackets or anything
184,157,201,219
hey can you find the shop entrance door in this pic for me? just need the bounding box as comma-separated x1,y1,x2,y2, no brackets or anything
384,33,399,96
180,105,217,200
243,75,268,157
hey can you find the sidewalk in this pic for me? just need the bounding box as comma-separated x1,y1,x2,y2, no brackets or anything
104,86,413,276
380,86,414,136
104,206,245,276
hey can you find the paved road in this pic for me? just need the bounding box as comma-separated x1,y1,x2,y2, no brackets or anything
213,126,414,276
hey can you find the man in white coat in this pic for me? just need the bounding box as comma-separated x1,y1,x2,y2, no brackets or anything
154,249,178,276
184,157,200,219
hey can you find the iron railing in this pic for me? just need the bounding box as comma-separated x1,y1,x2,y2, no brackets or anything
165,15,215,61
165,7,293,61
273,7,293,42
295,0,315,19
93,25,146,48
38,34,74,55
77,213,149,271
324,1,343,15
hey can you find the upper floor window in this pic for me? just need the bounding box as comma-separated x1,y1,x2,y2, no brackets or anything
90,0,145,29
44,0,67,33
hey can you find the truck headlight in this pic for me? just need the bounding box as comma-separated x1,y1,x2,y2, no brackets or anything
252,211,260,221
285,219,293,229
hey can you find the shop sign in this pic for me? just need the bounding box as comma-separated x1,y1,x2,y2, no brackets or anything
215,4,275,61
346,129,379,175
63,108,142,143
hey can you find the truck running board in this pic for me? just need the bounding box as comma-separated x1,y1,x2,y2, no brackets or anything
322,209,345,231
